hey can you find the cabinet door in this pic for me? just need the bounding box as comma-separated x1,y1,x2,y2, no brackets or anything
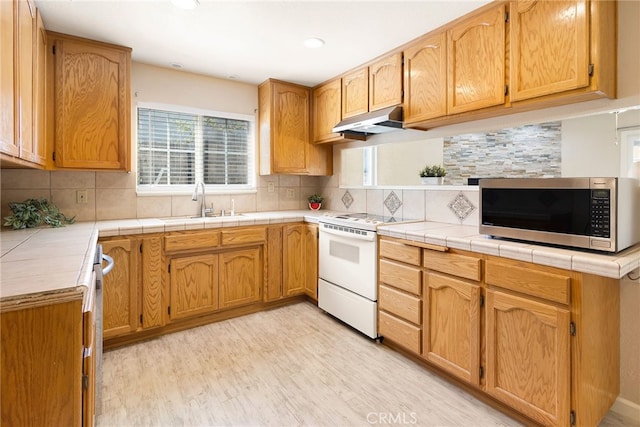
170,253,218,320
447,4,506,114
102,238,139,339
264,225,283,301
17,0,34,161
342,67,368,118
303,224,318,299
485,289,570,427
369,52,403,111
404,32,447,124
283,224,305,296
511,0,589,101
423,272,481,385
312,78,342,144
82,294,96,427
272,81,309,173
141,236,164,329
219,247,262,309
53,35,130,170
30,9,46,166
0,0,17,156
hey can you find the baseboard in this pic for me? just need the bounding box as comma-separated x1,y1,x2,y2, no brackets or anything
611,397,640,423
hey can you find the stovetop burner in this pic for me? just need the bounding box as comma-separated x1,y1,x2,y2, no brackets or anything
320,212,417,231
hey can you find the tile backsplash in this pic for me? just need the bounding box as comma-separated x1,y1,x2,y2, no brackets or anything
0,170,321,222
324,186,479,226
443,121,562,185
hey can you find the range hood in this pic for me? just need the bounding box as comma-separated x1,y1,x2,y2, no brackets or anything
332,105,403,139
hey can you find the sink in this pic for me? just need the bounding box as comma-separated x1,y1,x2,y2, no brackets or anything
159,213,244,221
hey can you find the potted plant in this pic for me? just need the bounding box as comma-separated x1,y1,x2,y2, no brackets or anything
307,193,324,211
419,164,447,185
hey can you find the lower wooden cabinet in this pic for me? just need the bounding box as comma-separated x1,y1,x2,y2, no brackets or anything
219,247,262,308
1,296,84,426
423,272,481,386
283,224,305,296
169,253,219,320
485,288,570,426
303,224,318,299
102,237,138,338
265,223,318,301
378,236,620,427
82,294,97,427
378,242,423,353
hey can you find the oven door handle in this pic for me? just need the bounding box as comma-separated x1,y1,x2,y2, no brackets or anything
102,254,115,276
319,226,376,242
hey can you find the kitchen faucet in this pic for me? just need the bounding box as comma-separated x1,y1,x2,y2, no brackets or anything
191,182,212,217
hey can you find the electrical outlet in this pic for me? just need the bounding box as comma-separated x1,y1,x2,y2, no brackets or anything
286,189,295,199
76,190,88,204
267,182,275,193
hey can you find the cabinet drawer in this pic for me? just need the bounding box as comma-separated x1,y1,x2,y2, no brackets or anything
486,261,570,305
378,311,421,354
423,250,481,281
380,239,421,266
379,259,422,295
164,231,220,252
221,227,266,246
379,285,421,325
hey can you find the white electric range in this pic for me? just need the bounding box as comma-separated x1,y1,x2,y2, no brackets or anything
317,212,417,338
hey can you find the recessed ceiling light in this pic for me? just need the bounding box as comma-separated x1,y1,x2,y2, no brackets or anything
304,38,325,49
170,0,199,10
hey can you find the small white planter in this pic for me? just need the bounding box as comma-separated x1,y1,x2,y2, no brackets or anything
421,177,444,185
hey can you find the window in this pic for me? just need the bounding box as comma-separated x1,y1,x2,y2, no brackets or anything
137,104,255,193
620,127,640,178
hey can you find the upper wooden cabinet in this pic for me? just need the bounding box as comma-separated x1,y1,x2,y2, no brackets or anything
31,9,47,166
311,78,343,144
0,0,16,157
403,32,447,125
0,0,46,167
448,4,506,115
49,32,131,171
369,52,403,111
340,51,403,120
341,67,369,118
510,0,589,101
17,0,35,162
259,79,332,176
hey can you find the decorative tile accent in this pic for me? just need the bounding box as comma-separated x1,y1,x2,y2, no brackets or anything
384,191,402,215
341,190,354,209
448,192,476,222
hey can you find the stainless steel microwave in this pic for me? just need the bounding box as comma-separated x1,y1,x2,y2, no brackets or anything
479,177,640,253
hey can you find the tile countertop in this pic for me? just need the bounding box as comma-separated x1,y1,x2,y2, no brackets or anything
377,221,640,280
2,212,638,308
0,210,329,306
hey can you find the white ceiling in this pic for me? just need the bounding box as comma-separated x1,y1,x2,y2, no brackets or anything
35,0,491,87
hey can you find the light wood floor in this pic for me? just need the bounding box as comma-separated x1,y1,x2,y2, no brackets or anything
99,302,636,427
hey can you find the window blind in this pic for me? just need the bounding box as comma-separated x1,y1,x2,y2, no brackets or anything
137,107,253,190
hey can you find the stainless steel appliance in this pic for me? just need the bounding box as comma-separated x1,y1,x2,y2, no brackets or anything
332,105,403,139
93,244,114,414
480,177,640,252
317,213,414,338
